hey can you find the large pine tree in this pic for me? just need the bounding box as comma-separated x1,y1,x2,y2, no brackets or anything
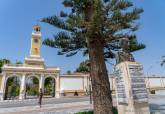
41,0,144,114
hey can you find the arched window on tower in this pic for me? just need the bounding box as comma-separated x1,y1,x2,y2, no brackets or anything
34,48,38,54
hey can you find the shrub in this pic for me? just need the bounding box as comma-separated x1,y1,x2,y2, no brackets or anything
75,107,118,114
112,107,118,114
75,111,93,114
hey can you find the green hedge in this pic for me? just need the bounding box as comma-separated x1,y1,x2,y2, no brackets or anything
75,111,93,114
112,107,118,114
75,107,118,114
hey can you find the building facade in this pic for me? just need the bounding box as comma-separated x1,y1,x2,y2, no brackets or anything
0,26,60,100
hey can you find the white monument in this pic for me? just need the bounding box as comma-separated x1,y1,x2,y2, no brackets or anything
115,61,150,114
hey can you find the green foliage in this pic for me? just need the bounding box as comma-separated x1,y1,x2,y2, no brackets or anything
0,59,10,73
76,60,90,73
26,77,39,96
27,87,38,96
32,77,39,84
16,61,23,64
75,107,118,114
41,0,145,61
9,86,20,96
0,59,23,73
128,36,146,52
44,77,55,96
75,111,93,114
112,107,118,114
66,70,72,74
161,56,165,66
6,77,20,99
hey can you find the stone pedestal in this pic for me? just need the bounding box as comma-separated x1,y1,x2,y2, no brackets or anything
115,62,150,114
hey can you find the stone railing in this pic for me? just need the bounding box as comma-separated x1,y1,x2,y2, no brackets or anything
3,64,24,67
45,66,60,70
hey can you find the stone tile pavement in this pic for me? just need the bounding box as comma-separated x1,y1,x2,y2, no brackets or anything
0,101,93,114
0,95,165,114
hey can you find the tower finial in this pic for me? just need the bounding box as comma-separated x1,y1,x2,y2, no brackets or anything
33,20,41,32
33,25,41,32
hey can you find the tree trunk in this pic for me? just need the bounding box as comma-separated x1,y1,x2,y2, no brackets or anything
88,36,113,114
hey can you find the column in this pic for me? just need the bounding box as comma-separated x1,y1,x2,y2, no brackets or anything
19,74,26,100
0,73,6,101
55,73,60,98
39,74,44,91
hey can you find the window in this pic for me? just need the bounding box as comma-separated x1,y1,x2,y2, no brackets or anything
35,48,38,54
34,39,38,43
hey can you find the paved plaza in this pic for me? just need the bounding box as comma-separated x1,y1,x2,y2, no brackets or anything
0,95,165,114
0,101,92,114
149,95,165,114
0,97,92,114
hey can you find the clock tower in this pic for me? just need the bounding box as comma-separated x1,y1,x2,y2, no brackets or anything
30,25,41,57
24,25,44,67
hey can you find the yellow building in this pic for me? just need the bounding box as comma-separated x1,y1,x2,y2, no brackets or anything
0,25,60,100
0,25,90,101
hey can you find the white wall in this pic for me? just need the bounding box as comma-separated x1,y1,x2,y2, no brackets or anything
148,78,162,87
60,77,84,91
59,75,165,95
155,90,165,95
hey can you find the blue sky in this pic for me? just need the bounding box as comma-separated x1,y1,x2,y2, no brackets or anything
0,0,165,75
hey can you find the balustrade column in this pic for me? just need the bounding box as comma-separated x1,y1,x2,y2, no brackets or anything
55,73,60,98
19,74,26,100
39,75,44,91
0,73,6,101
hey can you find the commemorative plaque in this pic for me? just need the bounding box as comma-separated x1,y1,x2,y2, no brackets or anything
115,62,150,114
128,64,148,102
115,68,128,104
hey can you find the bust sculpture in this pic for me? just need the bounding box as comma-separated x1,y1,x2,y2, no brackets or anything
116,38,135,64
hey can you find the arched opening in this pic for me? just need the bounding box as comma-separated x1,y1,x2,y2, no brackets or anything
4,76,20,100
25,76,39,99
44,77,55,97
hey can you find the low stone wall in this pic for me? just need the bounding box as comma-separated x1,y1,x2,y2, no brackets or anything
59,74,165,96
62,90,86,97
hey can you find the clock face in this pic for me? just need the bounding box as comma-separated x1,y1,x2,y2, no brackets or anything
34,39,38,43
